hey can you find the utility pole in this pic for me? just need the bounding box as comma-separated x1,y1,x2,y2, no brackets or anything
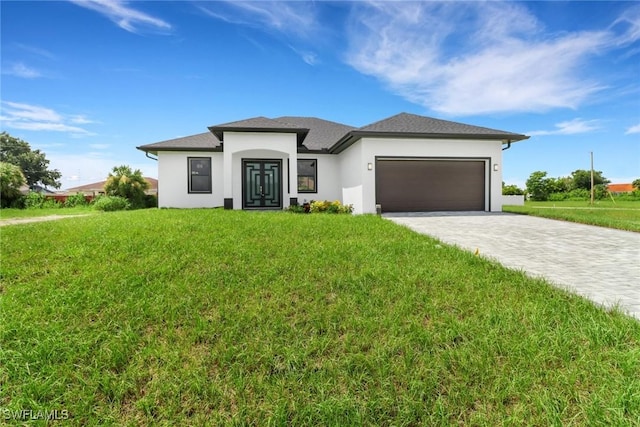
590,151,594,206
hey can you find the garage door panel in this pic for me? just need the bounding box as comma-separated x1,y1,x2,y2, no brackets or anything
376,159,485,212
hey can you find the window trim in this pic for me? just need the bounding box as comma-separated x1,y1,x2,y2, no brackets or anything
297,158,317,193
188,157,212,194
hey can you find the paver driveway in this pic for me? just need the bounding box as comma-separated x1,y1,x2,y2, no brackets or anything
385,212,640,320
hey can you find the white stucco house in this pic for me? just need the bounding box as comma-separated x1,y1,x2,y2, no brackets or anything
137,113,529,214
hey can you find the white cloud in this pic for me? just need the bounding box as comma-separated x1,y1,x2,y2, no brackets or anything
69,0,171,34
528,119,601,136
198,1,321,64
89,143,110,150
1,101,95,136
198,1,318,39
15,44,56,60
345,1,616,115
2,62,42,79
625,123,640,134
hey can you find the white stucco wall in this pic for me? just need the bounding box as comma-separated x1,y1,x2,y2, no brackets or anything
157,151,224,208
155,134,504,213
297,153,341,204
338,140,365,214
352,137,504,214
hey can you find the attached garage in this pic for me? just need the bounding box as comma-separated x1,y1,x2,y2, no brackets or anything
375,158,487,212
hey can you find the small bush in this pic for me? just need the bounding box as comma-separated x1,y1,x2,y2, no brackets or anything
144,194,158,208
24,191,61,209
286,204,306,213
548,192,568,201
309,200,353,214
64,193,89,207
93,196,131,212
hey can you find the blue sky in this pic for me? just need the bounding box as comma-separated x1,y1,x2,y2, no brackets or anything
1,0,639,190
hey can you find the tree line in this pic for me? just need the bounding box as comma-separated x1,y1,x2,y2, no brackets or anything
1,132,150,209
504,170,640,201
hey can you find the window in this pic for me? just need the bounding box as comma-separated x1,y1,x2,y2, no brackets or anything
297,159,317,193
188,157,212,193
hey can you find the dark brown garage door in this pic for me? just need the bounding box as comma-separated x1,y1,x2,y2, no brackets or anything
376,159,485,212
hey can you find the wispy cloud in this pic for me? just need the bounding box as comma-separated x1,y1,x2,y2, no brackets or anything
69,0,171,34
89,143,110,150
528,119,601,136
198,1,318,39
625,123,640,134
15,43,56,60
198,1,321,64
1,101,95,136
345,1,619,115
2,62,42,79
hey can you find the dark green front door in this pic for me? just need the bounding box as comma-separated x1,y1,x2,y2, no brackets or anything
242,159,282,209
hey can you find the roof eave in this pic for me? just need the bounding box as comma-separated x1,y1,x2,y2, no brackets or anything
207,126,310,145
136,146,223,155
329,131,529,154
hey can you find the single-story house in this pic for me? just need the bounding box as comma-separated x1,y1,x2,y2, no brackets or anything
137,113,529,214
607,183,635,194
62,177,158,196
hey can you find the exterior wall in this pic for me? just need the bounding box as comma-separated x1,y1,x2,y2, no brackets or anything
502,195,525,206
223,132,298,209
157,151,224,208
297,153,341,204
338,140,365,213
155,135,504,213
357,137,504,213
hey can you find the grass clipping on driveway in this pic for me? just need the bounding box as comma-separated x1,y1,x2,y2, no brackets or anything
1,210,639,425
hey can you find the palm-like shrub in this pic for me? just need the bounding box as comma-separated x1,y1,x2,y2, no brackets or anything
104,165,149,209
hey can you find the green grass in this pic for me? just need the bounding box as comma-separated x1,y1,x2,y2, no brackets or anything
504,200,640,232
0,206,95,220
1,210,639,425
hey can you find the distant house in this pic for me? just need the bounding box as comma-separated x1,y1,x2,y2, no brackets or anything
19,184,56,195
137,112,529,213
607,183,635,194
63,177,158,196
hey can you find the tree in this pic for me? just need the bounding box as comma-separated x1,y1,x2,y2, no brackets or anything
570,169,609,191
0,161,26,207
104,165,149,208
0,132,62,189
525,171,552,201
502,182,524,195
632,178,640,190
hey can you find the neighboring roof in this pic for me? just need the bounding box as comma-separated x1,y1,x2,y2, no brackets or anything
137,132,221,154
330,113,530,153
276,116,355,151
208,116,309,145
64,177,158,193
607,183,634,193
137,112,529,154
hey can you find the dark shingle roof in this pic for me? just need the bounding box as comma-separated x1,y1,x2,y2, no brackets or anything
276,117,355,151
136,132,221,154
329,112,529,153
208,116,309,144
357,113,525,137
137,113,528,154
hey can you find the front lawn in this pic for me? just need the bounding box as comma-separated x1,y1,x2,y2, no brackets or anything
1,210,638,425
503,200,640,232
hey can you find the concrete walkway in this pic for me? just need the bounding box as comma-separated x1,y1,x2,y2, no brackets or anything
385,212,640,320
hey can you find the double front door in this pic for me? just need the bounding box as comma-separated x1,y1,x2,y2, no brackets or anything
242,159,282,209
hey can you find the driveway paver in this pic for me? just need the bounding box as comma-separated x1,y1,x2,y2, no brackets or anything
385,212,640,320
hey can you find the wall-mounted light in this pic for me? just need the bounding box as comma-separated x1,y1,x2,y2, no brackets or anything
493,164,499,172
367,163,373,171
